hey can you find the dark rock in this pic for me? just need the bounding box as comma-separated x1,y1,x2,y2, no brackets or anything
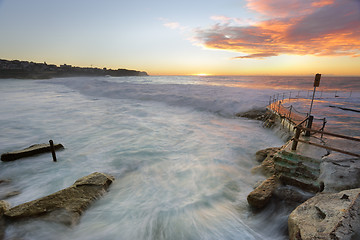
0,201,10,240
236,109,268,121
273,185,314,205
247,175,280,209
4,191,21,199
4,172,114,226
1,143,64,161
255,147,280,163
0,180,11,185
0,201,9,216
288,188,360,240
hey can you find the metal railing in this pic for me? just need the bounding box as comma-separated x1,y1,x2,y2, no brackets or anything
267,101,327,134
291,125,360,158
268,97,359,158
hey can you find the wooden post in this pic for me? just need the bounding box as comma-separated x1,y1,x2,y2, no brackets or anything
292,127,301,150
49,140,57,162
321,118,327,138
305,115,313,137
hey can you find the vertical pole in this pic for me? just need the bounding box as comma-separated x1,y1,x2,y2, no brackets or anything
321,118,327,139
305,115,313,137
292,127,301,150
308,73,321,119
289,92,292,101
49,140,57,162
278,100,281,112
288,105,292,131
309,86,316,116
288,105,292,119
269,96,271,105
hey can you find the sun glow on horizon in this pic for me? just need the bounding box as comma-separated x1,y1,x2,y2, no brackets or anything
193,73,212,76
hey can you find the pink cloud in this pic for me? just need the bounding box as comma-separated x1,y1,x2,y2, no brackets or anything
194,0,360,59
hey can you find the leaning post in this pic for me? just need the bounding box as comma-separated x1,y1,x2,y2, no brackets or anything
49,140,57,162
305,73,321,136
292,126,301,150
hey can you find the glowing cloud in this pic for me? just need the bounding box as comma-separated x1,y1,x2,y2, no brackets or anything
160,18,187,31
194,0,360,59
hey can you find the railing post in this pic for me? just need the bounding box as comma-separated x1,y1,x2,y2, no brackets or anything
288,105,292,119
321,118,327,138
278,100,281,113
292,127,301,150
305,115,314,136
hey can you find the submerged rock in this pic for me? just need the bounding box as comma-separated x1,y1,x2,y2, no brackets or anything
0,200,10,240
288,188,360,240
247,175,280,209
236,108,270,121
1,143,64,161
4,172,114,226
255,147,280,163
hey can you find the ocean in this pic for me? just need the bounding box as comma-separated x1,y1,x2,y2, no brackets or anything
0,75,359,239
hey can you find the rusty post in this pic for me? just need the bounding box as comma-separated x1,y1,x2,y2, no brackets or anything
321,118,327,139
292,127,301,150
305,115,313,137
49,140,57,162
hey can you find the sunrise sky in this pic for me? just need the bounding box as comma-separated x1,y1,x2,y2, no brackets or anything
0,0,359,76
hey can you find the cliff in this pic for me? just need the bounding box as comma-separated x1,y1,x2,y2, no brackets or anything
0,59,148,79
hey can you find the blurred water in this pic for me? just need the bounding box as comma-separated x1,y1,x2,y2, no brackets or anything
0,75,359,239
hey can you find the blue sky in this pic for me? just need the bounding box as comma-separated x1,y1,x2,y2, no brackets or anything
0,0,359,75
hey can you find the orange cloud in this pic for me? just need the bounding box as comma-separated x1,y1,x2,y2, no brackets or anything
195,0,360,59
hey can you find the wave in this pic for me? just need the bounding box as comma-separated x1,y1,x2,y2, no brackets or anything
44,77,275,117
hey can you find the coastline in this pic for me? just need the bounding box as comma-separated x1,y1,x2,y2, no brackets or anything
239,108,360,239
0,59,148,79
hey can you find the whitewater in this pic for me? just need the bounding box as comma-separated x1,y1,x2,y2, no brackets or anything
0,75,359,239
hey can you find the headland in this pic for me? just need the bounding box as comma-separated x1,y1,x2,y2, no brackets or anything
0,59,148,79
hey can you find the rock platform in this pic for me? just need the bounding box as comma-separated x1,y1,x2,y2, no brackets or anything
1,143,64,161
2,172,114,226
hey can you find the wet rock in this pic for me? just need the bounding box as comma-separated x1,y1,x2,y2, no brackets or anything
273,185,314,206
319,158,360,192
255,147,280,163
0,201,10,215
1,143,64,162
288,188,360,240
3,191,21,199
0,179,21,200
263,118,276,128
260,153,277,177
0,200,10,240
236,108,274,121
247,175,280,209
0,180,11,185
4,172,114,226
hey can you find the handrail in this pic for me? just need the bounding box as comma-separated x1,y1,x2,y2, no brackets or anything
291,125,360,158
300,127,360,142
295,138,360,158
269,91,359,158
